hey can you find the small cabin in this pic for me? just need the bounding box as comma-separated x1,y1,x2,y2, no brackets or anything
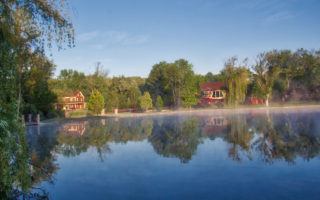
199,82,226,106
56,91,86,111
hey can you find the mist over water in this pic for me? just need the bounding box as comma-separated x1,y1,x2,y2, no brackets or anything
26,108,320,200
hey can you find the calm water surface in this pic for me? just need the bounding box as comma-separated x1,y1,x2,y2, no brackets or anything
27,109,320,200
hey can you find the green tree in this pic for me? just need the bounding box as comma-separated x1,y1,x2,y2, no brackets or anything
0,0,73,197
108,76,143,109
155,95,164,111
221,57,250,106
87,62,109,96
146,59,197,108
146,61,171,105
22,53,57,117
139,92,153,112
55,69,89,96
204,72,224,82
87,90,105,115
181,74,198,109
252,53,280,106
105,89,120,112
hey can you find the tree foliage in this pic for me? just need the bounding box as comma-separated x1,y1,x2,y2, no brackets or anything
0,0,73,197
155,95,164,111
106,76,143,111
22,53,57,117
252,53,280,106
146,59,198,109
87,90,105,115
221,57,250,106
139,92,153,112
146,62,171,105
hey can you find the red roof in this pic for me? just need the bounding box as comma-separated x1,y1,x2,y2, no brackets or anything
62,91,85,101
200,82,225,91
73,91,80,95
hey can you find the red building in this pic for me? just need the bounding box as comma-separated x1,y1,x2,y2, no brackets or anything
199,82,226,107
246,96,265,105
57,91,86,110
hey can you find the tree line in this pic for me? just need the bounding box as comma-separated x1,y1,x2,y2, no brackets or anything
46,48,320,115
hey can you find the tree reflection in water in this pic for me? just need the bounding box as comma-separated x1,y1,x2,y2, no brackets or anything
54,111,320,164
224,113,253,162
0,123,59,199
149,116,202,163
3,110,319,198
251,111,320,163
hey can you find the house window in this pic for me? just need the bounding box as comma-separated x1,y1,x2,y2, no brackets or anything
213,90,223,98
213,91,219,98
203,90,213,98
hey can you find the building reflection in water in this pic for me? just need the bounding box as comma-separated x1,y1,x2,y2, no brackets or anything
61,121,87,136
202,116,228,137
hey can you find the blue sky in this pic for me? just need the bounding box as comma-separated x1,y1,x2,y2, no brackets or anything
50,0,320,77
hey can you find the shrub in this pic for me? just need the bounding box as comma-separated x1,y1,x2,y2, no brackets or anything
155,95,164,111
87,89,105,115
139,92,153,112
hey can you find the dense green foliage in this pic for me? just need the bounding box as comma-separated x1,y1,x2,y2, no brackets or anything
221,57,250,106
146,59,198,109
106,76,143,110
249,49,320,105
22,53,58,117
155,95,164,111
0,0,73,197
49,49,320,112
252,53,280,106
139,92,153,111
87,90,105,115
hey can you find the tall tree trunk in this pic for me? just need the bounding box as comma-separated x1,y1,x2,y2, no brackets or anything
265,94,269,107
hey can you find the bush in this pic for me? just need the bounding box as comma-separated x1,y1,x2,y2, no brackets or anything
155,95,163,111
87,89,105,115
139,92,153,112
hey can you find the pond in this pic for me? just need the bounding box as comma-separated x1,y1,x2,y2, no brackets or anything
25,108,320,199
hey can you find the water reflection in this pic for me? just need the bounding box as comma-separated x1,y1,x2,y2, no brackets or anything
251,112,320,163
48,111,320,164
0,123,59,199
3,110,320,199
150,117,202,163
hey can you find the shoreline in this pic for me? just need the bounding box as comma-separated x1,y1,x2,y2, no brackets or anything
40,104,320,123
100,104,320,118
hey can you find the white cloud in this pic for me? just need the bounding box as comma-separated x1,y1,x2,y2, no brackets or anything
230,0,296,24
77,31,100,42
76,30,150,46
265,11,294,23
